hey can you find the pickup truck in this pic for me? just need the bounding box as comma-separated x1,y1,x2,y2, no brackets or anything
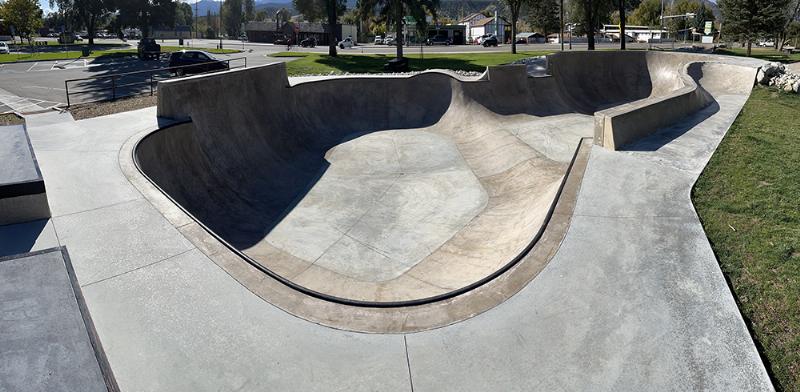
137,38,161,60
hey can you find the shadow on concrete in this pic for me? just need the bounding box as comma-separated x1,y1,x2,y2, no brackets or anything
0,219,50,257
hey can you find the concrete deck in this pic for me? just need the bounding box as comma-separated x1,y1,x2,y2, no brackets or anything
5,52,773,390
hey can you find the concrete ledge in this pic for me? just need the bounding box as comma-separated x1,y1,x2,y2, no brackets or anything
0,247,118,391
594,62,714,150
0,124,51,225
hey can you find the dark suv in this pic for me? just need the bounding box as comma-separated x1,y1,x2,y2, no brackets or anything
137,38,161,60
426,35,451,46
168,51,229,75
482,35,499,47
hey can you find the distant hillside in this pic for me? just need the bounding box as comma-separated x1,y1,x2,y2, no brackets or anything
190,0,296,16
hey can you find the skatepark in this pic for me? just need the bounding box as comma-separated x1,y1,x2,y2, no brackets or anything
1,51,776,390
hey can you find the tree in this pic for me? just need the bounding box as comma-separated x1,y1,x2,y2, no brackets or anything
115,0,177,37
619,0,625,49
572,0,613,50
74,0,111,45
293,0,345,56
245,0,255,21
719,0,791,56
221,0,243,36
501,0,526,54
175,2,193,26
776,0,800,49
527,0,560,39
358,0,439,59
628,0,660,26
0,0,43,43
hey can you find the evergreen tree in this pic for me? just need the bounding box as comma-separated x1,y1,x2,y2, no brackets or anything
719,0,791,55
527,0,560,38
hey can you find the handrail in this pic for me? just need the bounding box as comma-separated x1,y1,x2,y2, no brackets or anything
64,56,247,107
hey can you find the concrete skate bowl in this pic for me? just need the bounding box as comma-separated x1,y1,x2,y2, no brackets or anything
133,51,754,319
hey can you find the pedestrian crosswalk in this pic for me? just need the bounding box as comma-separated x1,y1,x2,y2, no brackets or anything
0,88,63,114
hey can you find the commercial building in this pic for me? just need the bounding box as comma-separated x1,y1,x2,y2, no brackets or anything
245,21,357,45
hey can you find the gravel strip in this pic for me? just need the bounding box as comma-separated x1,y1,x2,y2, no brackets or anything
69,95,157,120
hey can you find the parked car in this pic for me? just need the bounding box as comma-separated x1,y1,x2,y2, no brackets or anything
239,33,248,41
482,35,499,47
338,36,355,49
168,50,228,75
374,35,384,44
475,34,490,44
426,35,451,46
0,42,8,54
274,36,290,45
300,37,316,47
385,36,403,46
137,37,161,60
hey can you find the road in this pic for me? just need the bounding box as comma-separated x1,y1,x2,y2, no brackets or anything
0,37,702,112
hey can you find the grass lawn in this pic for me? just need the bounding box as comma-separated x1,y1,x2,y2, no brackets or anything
0,46,240,63
716,47,800,63
693,86,800,391
269,51,554,76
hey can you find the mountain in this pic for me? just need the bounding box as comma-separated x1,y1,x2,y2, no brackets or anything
189,0,295,16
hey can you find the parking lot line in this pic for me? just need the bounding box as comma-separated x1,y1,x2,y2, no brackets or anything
27,62,38,72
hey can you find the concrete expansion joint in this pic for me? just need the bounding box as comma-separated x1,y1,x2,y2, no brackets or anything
81,247,195,288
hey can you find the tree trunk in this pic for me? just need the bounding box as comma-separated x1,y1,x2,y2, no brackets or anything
585,0,595,50
511,14,517,54
328,0,338,57
619,0,625,50
747,39,752,57
89,14,96,46
395,0,403,59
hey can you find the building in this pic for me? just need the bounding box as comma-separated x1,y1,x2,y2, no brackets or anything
458,12,508,43
601,25,669,43
426,25,467,45
515,32,546,44
245,21,357,45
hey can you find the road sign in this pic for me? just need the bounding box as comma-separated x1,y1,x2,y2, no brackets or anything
704,21,713,35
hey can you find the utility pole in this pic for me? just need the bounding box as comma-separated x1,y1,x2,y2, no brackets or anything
560,0,564,51
195,0,198,40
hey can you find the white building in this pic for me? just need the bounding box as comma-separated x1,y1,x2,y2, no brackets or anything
601,25,668,43
459,12,507,43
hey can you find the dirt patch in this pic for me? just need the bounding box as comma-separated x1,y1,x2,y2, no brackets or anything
0,113,25,126
69,95,157,120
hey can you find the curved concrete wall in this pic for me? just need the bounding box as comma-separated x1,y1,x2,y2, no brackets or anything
137,51,754,304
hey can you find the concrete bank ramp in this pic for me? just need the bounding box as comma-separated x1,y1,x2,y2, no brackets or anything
136,51,754,306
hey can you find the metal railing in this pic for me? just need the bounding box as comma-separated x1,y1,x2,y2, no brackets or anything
64,56,247,107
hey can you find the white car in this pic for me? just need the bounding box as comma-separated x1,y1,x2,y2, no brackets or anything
475,34,494,45
338,37,354,49
0,42,9,54
374,35,384,45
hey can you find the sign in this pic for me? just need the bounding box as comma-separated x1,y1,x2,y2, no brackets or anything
704,21,713,35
